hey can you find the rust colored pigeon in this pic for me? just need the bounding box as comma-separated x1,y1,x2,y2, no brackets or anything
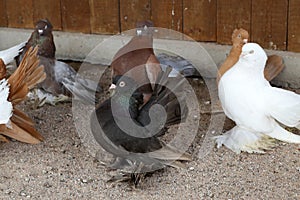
217,28,284,83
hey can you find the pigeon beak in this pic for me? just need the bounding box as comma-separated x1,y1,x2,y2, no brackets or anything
136,29,142,36
243,39,248,44
38,29,43,35
109,84,116,96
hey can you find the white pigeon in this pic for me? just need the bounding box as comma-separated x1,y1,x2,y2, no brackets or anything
0,79,12,126
0,42,25,65
215,43,300,153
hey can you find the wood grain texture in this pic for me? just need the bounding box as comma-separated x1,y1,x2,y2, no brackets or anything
217,0,251,44
288,0,300,52
183,0,217,41
120,0,151,31
61,0,91,33
33,0,62,30
0,0,7,27
151,0,183,32
6,0,34,28
90,0,120,34
251,0,288,50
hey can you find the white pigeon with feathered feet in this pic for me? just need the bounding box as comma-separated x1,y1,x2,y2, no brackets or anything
215,42,300,153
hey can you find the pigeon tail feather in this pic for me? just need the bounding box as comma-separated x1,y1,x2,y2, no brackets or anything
267,87,300,127
0,42,26,65
265,123,300,144
62,77,100,104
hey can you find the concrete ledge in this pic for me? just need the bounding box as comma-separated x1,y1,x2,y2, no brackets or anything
0,27,299,88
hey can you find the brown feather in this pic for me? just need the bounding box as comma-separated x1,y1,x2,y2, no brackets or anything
1,46,46,143
0,134,9,142
0,123,40,144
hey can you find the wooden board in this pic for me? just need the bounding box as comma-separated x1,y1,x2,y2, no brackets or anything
61,0,90,33
217,0,251,44
288,0,300,52
33,0,62,30
251,0,288,50
183,0,217,41
0,0,7,27
151,0,183,32
120,0,151,31
6,0,34,28
90,0,120,34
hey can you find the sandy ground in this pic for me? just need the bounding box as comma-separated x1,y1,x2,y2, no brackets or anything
0,64,300,200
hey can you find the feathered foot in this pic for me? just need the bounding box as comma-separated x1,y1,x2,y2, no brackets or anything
214,126,278,154
27,88,70,107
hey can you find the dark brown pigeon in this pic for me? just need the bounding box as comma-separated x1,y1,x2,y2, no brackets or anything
18,19,101,105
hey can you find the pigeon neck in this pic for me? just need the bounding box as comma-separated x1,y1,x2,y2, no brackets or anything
131,35,154,49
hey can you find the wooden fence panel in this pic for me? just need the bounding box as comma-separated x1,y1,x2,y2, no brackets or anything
288,0,300,52
251,0,288,50
90,0,120,34
120,0,151,31
6,0,34,28
217,0,251,44
0,0,6,27
33,0,62,30
151,0,183,32
61,0,91,33
183,0,217,41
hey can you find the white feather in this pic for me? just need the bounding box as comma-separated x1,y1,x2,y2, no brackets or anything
0,79,12,125
0,42,26,65
216,43,300,153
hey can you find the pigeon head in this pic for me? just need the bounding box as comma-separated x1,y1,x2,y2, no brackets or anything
240,43,267,65
135,20,154,36
35,19,53,36
113,75,139,95
112,75,144,108
232,28,249,46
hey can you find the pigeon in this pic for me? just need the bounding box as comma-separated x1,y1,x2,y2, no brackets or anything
217,28,285,83
0,46,46,143
18,19,101,106
110,20,162,105
91,66,191,185
215,43,300,153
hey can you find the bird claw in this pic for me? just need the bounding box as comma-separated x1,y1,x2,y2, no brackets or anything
27,89,70,107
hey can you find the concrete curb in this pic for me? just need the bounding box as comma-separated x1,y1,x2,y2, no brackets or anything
0,27,299,88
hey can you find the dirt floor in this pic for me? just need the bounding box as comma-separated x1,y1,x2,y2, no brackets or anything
0,62,300,200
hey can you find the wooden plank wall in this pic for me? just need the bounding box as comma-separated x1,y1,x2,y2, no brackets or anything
0,0,299,52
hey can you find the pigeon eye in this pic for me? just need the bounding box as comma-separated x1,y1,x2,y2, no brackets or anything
119,81,126,87
237,34,241,38
249,50,254,54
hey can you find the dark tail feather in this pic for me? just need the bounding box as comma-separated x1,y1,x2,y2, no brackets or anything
62,77,101,104
157,53,200,78
154,66,188,125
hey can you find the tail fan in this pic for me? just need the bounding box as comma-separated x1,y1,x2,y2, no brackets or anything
0,46,46,143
